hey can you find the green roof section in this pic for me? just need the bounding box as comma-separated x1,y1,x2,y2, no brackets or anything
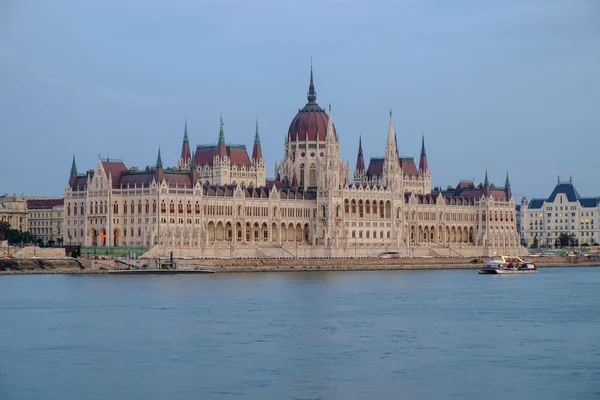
156,148,163,169
70,155,77,176
254,119,261,145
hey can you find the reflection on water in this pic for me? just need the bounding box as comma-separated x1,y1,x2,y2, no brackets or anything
1,268,600,400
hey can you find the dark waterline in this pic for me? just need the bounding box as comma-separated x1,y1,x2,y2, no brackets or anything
1,268,599,400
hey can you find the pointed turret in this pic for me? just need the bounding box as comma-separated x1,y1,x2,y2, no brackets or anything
70,155,77,176
68,155,78,188
355,136,365,174
504,172,512,200
216,116,227,159
418,135,429,172
483,170,490,197
307,59,316,104
179,119,191,169
291,172,299,188
155,148,164,183
252,119,263,162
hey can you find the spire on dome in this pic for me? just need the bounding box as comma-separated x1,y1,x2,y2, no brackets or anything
252,119,263,161
418,135,428,172
356,136,365,174
217,115,227,159
307,59,317,104
70,155,77,176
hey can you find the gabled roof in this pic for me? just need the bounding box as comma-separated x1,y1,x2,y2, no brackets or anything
399,157,418,176
548,183,581,203
366,157,384,178
101,161,128,188
195,144,251,167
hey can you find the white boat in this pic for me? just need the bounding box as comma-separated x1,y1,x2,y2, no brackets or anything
478,256,537,274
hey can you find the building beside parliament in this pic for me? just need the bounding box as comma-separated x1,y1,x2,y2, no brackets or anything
518,177,599,247
63,68,525,258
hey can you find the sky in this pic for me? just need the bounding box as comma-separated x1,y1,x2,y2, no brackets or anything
1,0,599,201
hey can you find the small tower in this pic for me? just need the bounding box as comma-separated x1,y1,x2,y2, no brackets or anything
504,172,512,200
307,59,317,104
69,155,78,188
418,135,429,173
355,136,365,179
155,148,164,183
252,119,263,162
216,116,227,160
178,119,191,170
483,170,491,198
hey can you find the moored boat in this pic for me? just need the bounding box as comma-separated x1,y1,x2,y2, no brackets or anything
478,256,537,274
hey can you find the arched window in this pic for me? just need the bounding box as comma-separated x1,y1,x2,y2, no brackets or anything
67,203,71,216
178,202,183,214
169,202,175,214
145,201,149,214
113,202,119,214
322,205,326,218
81,204,84,215
153,201,157,213
309,164,317,187
300,164,305,187
123,201,127,214
73,202,78,216
130,202,134,214
138,201,142,214
95,202,98,214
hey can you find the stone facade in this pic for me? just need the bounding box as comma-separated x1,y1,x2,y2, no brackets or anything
26,198,64,245
63,68,525,258
0,195,28,231
518,177,599,247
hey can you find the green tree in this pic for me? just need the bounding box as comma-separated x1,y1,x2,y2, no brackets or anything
0,221,10,241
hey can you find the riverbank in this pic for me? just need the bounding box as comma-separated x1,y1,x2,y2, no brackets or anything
1,255,599,275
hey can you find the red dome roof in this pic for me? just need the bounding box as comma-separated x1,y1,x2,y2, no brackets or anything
287,66,336,142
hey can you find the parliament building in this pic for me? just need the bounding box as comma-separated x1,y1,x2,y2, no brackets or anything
63,68,525,258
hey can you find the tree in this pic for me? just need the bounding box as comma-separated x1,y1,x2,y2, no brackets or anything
47,239,55,247
531,235,539,249
0,221,10,241
557,232,577,248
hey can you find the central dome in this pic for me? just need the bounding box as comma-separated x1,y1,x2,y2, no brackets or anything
287,67,336,142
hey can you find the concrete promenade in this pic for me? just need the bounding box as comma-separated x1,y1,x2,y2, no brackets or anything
1,255,598,274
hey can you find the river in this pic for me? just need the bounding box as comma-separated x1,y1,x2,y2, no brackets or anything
1,267,599,399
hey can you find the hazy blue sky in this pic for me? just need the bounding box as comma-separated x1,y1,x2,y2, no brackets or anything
1,0,598,200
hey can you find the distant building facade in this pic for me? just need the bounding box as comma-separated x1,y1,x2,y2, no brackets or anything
26,198,64,245
0,195,28,231
63,67,525,258
518,177,599,247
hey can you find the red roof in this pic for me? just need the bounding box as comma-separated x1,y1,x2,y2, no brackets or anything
399,158,419,176
101,161,128,188
194,145,251,167
26,198,64,210
164,173,193,188
288,106,336,142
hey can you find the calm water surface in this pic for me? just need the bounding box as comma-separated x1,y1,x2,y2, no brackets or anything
1,267,599,400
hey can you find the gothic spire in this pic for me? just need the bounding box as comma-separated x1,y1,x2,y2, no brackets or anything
307,59,317,104
70,155,77,176
190,150,196,170
252,118,263,161
355,136,365,174
418,135,429,172
217,115,227,159
156,148,163,169
483,170,490,197
180,119,191,167
484,170,489,187
183,119,189,144
504,172,512,199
